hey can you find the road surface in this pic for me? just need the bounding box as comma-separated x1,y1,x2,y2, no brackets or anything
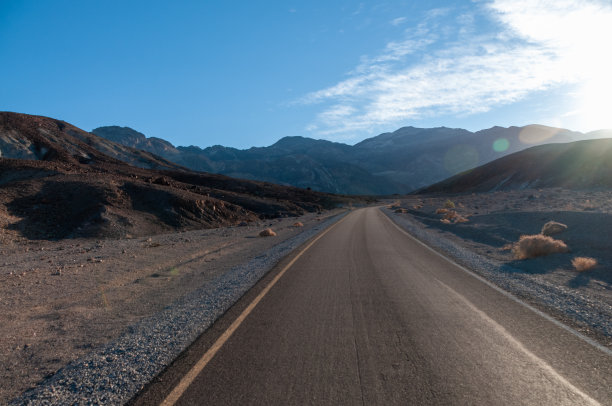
133,207,612,405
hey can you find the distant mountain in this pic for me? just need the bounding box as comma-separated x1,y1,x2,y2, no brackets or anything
420,137,612,194
90,126,182,161
0,112,353,240
1,113,183,171
93,124,591,195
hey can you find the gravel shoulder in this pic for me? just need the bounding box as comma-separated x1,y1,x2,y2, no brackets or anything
383,189,612,349
2,209,347,404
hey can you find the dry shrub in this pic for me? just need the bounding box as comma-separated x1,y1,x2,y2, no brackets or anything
572,257,597,272
435,208,448,215
454,215,469,223
582,199,596,210
259,228,277,237
444,199,455,209
541,221,567,236
413,204,423,210
293,222,304,227
512,234,569,259
440,218,451,224
394,208,407,213
443,210,458,220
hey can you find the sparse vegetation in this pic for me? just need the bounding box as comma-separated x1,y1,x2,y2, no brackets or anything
444,199,455,209
443,211,458,221
293,222,304,227
572,257,597,272
454,215,469,223
541,221,567,236
388,200,401,209
512,234,569,260
436,208,469,224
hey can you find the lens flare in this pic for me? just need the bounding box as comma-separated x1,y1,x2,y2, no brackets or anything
493,138,510,152
518,125,559,145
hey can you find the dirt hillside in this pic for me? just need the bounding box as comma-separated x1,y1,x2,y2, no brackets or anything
0,112,354,241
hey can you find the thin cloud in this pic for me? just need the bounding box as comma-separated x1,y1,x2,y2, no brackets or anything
299,0,612,138
390,17,406,26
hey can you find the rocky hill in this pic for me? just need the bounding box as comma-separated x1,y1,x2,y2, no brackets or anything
0,112,353,240
93,124,593,194
419,137,612,194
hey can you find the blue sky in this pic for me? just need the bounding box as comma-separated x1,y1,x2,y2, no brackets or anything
1,1,611,148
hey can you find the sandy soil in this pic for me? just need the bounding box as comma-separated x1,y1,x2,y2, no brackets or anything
0,209,344,402
390,188,612,340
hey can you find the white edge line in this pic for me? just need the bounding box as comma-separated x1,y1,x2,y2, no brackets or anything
159,211,351,405
380,208,612,357
435,278,600,406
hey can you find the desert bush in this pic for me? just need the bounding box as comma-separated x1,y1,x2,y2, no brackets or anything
571,257,597,272
443,210,458,220
388,200,401,209
259,228,277,237
435,208,448,214
440,219,451,224
512,234,569,259
293,222,304,227
541,221,567,236
454,215,469,223
444,199,455,209
413,204,423,210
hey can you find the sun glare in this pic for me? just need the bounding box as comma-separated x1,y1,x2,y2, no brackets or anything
577,79,612,131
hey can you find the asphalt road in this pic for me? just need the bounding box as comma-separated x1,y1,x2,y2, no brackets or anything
133,207,612,406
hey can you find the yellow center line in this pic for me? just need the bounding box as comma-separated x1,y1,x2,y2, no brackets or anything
160,213,350,406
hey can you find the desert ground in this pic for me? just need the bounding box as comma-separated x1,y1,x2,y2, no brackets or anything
388,188,612,346
0,209,345,402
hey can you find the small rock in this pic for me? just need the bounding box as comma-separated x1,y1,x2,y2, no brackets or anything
541,221,568,236
259,228,277,237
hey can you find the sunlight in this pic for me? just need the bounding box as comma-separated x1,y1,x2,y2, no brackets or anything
561,3,612,131
576,78,612,131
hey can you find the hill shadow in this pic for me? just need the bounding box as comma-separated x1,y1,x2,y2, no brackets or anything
6,181,109,240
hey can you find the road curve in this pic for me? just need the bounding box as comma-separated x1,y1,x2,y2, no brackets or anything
133,207,611,406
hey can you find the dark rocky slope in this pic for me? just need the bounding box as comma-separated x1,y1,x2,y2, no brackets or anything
0,112,354,240
420,138,612,194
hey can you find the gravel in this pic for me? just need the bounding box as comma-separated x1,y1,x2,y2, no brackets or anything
383,208,612,343
10,212,347,405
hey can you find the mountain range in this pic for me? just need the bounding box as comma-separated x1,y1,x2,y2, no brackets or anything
92,124,609,195
0,112,352,239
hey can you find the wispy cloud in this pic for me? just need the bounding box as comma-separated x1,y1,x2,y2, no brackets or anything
390,17,406,26
299,0,612,139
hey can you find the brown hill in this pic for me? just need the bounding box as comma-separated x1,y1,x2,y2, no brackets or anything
0,112,353,240
0,112,183,170
420,138,612,194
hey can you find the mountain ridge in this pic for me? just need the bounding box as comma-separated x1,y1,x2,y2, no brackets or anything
419,137,612,194
0,112,353,240
92,123,596,195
